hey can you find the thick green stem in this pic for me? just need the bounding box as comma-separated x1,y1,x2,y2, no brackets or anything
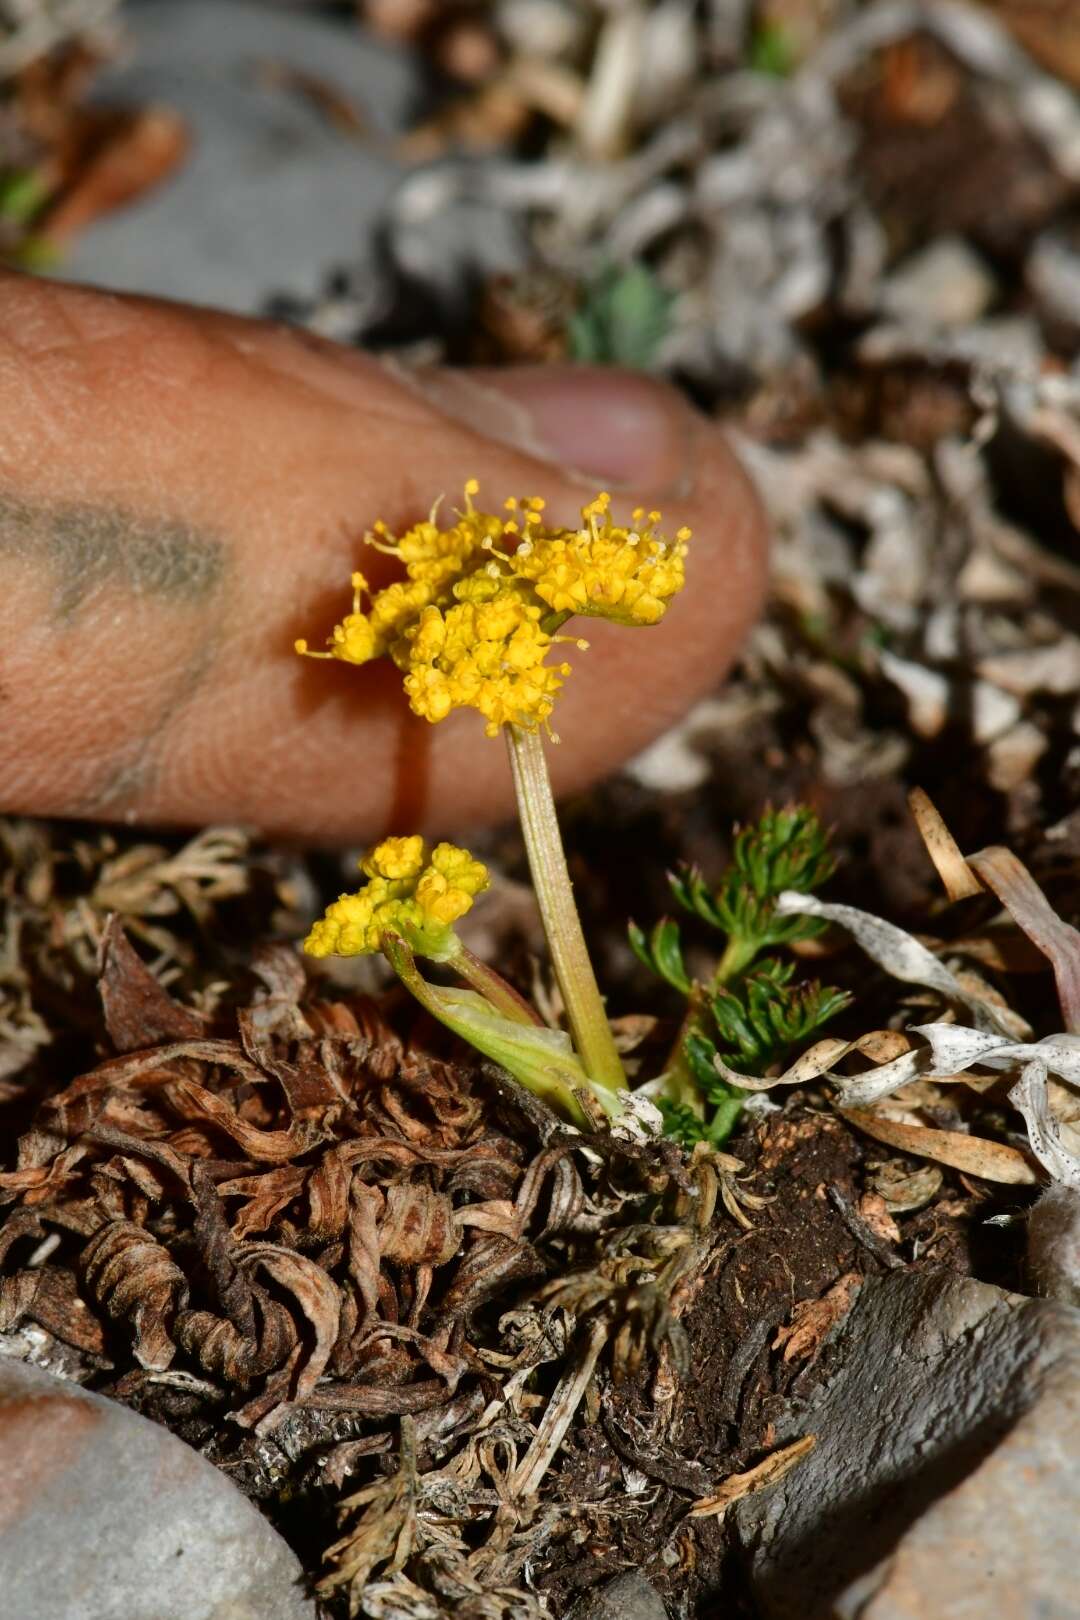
382,934,622,1125
505,724,626,1093
660,986,708,1117
446,941,544,1026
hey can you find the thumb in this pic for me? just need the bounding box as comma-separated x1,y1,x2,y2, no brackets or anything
0,272,767,842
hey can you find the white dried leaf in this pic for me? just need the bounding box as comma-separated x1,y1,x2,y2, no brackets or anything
986,721,1048,793
878,651,949,738
713,1030,915,1098
911,1024,1080,1086
977,639,1080,696
774,892,1025,1037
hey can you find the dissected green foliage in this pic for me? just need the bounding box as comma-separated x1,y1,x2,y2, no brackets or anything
632,806,849,1147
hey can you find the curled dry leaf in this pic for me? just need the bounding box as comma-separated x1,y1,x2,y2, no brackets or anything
98,917,205,1053
1010,1060,1080,1190
80,1218,188,1371
1,1264,107,1355
713,1028,914,1096
232,1241,342,1428
378,1182,461,1266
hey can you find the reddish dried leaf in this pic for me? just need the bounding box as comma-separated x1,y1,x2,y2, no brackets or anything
218,1167,306,1240
379,1183,460,1266
773,1273,862,1364
43,105,189,245
98,918,204,1054
81,1219,188,1370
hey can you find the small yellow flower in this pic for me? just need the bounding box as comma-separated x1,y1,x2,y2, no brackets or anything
360,834,425,882
303,837,489,960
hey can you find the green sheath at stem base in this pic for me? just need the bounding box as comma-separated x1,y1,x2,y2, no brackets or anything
504,723,626,1094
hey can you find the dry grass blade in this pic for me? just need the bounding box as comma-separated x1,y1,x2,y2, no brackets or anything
509,1317,609,1499
908,787,984,902
689,1435,817,1521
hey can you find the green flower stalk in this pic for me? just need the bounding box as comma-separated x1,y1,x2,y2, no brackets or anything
506,722,625,1094
297,481,691,1125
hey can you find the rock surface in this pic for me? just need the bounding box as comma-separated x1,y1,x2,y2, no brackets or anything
0,1355,316,1620
65,0,412,313
734,1269,1080,1620
567,1569,670,1620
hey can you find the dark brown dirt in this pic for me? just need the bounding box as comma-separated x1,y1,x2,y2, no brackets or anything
523,1099,1028,1618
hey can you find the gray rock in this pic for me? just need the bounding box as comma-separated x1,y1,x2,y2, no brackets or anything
734,1270,1080,1620
567,1569,669,1620
1028,1183,1080,1306
63,0,413,314
0,1356,316,1619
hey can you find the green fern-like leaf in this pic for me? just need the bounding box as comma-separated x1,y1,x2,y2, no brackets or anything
710,960,850,1075
628,916,691,994
637,806,845,1149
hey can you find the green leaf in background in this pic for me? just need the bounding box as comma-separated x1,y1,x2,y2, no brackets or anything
748,21,796,78
0,168,50,227
568,263,675,369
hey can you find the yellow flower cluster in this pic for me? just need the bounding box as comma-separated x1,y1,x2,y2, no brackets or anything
401,575,577,736
303,836,489,960
507,493,690,626
296,482,689,733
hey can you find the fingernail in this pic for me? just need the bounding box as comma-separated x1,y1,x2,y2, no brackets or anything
403,364,697,495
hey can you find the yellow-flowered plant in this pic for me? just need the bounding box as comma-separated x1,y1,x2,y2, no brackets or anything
298,481,690,1126
303,835,621,1125
296,481,688,737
